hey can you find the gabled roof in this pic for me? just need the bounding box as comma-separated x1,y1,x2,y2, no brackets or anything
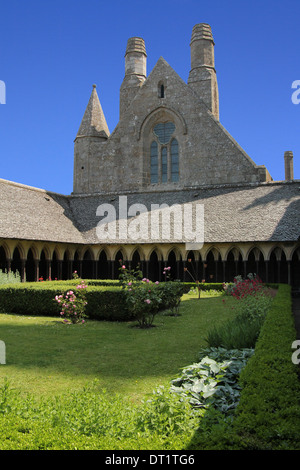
75,85,110,139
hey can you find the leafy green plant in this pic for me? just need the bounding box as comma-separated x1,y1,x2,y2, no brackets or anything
171,347,254,415
136,385,202,436
206,317,262,349
0,379,199,450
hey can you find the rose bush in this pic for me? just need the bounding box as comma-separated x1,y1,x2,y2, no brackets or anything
55,280,87,324
119,263,162,328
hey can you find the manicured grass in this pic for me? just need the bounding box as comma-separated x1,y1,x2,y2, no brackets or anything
0,291,236,400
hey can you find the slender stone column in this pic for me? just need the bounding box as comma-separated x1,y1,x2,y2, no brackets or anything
222,260,226,282
34,260,39,282
21,259,26,282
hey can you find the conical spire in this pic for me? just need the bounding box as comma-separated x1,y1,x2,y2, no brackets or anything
76,85,110,139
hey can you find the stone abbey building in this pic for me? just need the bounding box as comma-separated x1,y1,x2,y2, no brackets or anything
0,24,299,286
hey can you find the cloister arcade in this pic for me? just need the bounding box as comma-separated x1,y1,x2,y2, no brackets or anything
0,239,299,286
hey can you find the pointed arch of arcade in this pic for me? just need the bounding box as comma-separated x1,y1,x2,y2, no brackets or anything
164,246,182,281
128,247,145,275
245,246,265,281
267,246,289,284
25,247,37,282
183,249,202,283
200,247,222,283
147,246,163,282
62,249,72,280
0,245,7,272
291,246,300,287
112,247,127,279
11,245,23,278
223,246,243,282
97,248,110,280
82,248,95,279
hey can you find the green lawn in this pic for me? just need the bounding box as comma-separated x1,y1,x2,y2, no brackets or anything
0,291,236,401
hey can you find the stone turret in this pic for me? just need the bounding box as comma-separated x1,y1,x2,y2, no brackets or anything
119,37,147,119
75,84,110,140
188,23,219,120
73,85,109,194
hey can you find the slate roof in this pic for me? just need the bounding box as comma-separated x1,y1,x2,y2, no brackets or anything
0,179,85,244
0,178,299,246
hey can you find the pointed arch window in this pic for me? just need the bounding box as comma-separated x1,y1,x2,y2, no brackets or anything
150,122,179,184
158,81,165,98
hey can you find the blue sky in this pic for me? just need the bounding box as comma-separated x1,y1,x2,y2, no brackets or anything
0,0,299,195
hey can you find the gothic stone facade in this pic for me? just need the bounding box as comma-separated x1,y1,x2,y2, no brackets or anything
0,24,299,286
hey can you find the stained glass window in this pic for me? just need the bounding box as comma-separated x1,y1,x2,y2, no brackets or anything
171,139,179,182
161,147,168,182
153,122,175,144
150,141,158,183
150,122,179,184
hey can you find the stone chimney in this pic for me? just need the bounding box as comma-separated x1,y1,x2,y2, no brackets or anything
120,37,147,120
284,151,294,181
188,23,219,120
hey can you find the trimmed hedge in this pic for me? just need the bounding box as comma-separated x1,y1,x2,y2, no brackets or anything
0,279,194,321
0,282,130,321
187,284,300,450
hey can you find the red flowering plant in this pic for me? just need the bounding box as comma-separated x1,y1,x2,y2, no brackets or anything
223,274,263,299
55,280,87,324
224,273,273,325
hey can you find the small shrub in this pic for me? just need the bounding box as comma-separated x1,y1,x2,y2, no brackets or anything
0,270,21,284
